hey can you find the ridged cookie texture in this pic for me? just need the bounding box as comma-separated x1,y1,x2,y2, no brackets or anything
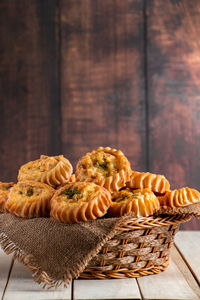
108,188,160,217
18,155,73,188
5,181,55,218
0,181,15,212
75,147,132,193
126,171,170,194
50,182,111,223
158,187,200,208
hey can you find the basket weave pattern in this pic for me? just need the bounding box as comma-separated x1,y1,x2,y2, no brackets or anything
80,215,191,279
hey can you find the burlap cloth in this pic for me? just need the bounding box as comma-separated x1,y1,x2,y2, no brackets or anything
0,203,199,288
157,202,200,217
0,213,133,288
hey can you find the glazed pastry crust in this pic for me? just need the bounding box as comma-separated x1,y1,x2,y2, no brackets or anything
50,182,111,223
126,171,170,194
0,182,15,212
56,174,76,190
108,188,160,217
158,187,200,208
75,147,131,193
18,155,73,188
69,174,76,183
5,181,55,218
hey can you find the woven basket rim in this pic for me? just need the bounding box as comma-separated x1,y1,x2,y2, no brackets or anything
116,214,191,231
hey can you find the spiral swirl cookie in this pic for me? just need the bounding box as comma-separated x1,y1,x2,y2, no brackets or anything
158,187,200,208
126,171,170,194
50,182,111,223
0,182,15,212
75,147,132,193
18,155,73,188
5,181,55,218
108,188,160,217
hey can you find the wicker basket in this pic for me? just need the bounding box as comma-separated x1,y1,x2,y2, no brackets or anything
80,214,191,279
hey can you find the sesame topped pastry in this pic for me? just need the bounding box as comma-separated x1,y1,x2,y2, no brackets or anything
0,181,15,212
108,188,160,217
50,182,111,223
75,147,132,193
126,171,170,194
158,187,200,208
18,155,73,188
5,181,55,218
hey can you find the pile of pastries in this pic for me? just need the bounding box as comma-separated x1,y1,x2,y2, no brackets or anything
0,147,200,223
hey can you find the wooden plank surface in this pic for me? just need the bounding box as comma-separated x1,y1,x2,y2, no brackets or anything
74,278,141,300
3,260,71,300
171,244,200,299
0,0,60,182
0,231,200,299
137,246,200,300
59,0,147,171
146,0,200,230
0,250,13,300
175,231,200,285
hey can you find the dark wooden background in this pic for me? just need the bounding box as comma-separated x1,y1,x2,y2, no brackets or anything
0,0,200,230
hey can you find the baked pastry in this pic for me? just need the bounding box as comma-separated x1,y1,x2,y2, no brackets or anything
50,182,111,223
126,171,170,194
0,181,15,212
108,188,160,217
5,181,55,218
75,147,132,192
158,187,200,208
56,174,76,190
69,174,76,183
18,155,73,188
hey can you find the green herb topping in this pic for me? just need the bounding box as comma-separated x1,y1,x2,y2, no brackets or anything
116,194,127,202
101,161,108,170
64,188,80,199
132,193,140,197
115,192,141,203
26,189,33,197
96,160,108,171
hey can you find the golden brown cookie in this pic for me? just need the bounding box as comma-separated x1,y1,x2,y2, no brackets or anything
126,171,170,194
0,182,15,212
18,155,73,188
50,182,111,223
75,147,131,193
5,181,55,218
158,187,200,208
108,188,160,217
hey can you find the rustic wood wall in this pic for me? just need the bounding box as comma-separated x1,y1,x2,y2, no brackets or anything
0,0,200,230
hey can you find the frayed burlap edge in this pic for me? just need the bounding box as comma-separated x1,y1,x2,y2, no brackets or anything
157,202,200,218
0,215,134,289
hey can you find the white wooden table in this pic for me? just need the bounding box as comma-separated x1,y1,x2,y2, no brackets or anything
0,231,199,300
